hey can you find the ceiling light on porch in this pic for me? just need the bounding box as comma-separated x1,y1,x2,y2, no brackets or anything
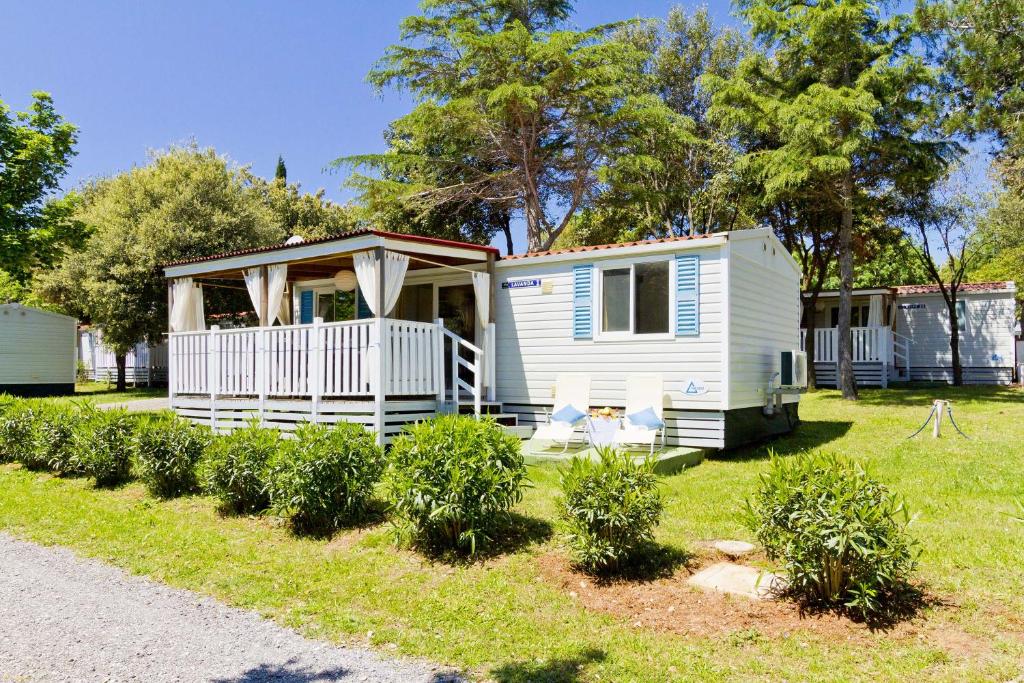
333,269,357,292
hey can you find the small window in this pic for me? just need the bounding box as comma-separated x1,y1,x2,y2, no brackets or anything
634,261,669,334
601,268,631,332
955,300,967,332
599,261,670,336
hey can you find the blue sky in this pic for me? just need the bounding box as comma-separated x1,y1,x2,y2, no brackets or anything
1,1,986,254
1,1,740,253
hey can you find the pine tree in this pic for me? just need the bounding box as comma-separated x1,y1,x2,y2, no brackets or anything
709,0,956,399
275,155,287,182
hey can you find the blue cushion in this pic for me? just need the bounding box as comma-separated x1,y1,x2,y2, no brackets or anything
551,404,586,424
627,407,664,430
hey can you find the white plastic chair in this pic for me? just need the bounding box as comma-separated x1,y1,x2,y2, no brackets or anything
615,374,666,455
528,374,591,454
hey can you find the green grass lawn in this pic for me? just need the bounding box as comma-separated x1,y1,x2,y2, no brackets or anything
53,382,166,405
1,386,1023,681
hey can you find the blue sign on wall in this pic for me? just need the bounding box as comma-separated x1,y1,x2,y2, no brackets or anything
502,278,541,289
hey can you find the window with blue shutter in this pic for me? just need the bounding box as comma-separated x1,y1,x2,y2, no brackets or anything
572,264,593,339
299,290,314,324
675,254,699,336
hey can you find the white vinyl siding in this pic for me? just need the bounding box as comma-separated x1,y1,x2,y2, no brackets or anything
727,234,802,409
893,291,1017,369
493,245,726,414
0,305,77,385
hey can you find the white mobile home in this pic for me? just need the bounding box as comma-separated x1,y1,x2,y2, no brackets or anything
78,328,169,385
0,303,77,397
161,227,802,449
801,282,1019,386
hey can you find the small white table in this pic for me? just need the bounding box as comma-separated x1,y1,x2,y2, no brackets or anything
587,416,621,448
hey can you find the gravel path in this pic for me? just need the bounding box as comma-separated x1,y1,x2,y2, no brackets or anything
0,533,460,682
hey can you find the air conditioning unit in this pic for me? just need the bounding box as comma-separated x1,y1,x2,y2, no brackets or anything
780,350,808,390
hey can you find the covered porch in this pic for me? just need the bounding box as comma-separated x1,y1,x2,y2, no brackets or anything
162,230,500,443
800,289,911,387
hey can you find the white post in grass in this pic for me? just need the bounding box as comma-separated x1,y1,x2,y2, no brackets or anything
209,325,220,431
932,399,943,438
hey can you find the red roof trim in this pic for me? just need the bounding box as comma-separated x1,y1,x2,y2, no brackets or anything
162,228,499,268
893,281,1012,295
501,232,717,261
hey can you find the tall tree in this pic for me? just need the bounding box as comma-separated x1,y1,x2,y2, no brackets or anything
969,185,1024,317
709,0,956,400
0,92,80,280
902,177,987,385
592,7,755,241
919,0,1024,172
343,0,672,252
37,146,285,390
274,155,287,181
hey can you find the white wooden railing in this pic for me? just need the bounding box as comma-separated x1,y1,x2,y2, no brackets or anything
169,318,480,411
799,326,891,363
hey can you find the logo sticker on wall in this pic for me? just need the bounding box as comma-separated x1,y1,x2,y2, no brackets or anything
502,278,541,289
898,303,926,310
682,378,708,396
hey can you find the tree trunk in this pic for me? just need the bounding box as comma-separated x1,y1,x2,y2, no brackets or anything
947,292,963,386
500,215,515,255
115,354,127,392
837,175,858,400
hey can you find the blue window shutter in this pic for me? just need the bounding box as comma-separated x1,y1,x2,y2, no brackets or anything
675,254,699,336
572,264,593,339
356,288,372,319
299,290,314,324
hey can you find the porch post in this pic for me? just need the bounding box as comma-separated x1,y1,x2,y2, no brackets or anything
258,264,269,327
167,282,175,405
373,246,387,446
311,317,324,423
486,254,497,402
434,318,446,406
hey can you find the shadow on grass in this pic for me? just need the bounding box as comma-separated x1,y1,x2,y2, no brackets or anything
578,542,694,585
287,499,390,541
210,658,350,682
490,647,606,683
413,511,554,565
720,420,855,462
816,384,1024,407
792,580,933,632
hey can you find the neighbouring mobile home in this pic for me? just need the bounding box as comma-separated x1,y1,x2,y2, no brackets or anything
801,282,1019,387
0,303,77,397
161,227,803,449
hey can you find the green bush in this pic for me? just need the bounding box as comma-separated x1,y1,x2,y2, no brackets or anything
34,402,87,475
0,399,42,466
385,415,526,554
744,452,919,621
557,447,664,573
201,419,279,513
73,407,137,487
135,415,211,497
268,422,383,533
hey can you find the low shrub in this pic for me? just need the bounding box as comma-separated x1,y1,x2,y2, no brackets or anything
73,407,137,487
268,422,383,533
135,415,211,497
744,452,919,622
201,419,279,513
385,415,526,554
0,399,41,466
557,447,664,573
35,402,87,475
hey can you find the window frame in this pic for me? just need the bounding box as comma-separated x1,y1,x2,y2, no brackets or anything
593,256,676,342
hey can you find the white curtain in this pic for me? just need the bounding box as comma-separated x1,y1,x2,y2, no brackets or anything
472,271,490,324
867,294,883,327
354,251,409,316
243,268,263,322
267,264,288,325
170,278,195,332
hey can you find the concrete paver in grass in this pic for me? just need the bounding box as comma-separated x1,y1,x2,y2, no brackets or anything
97,396,169,413
524,444,706,474
687,562,786,600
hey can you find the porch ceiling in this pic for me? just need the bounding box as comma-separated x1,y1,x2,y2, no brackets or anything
162,229,496,280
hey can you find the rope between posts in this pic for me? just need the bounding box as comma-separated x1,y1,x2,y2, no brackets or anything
945,404,970,439
906,404,938,440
